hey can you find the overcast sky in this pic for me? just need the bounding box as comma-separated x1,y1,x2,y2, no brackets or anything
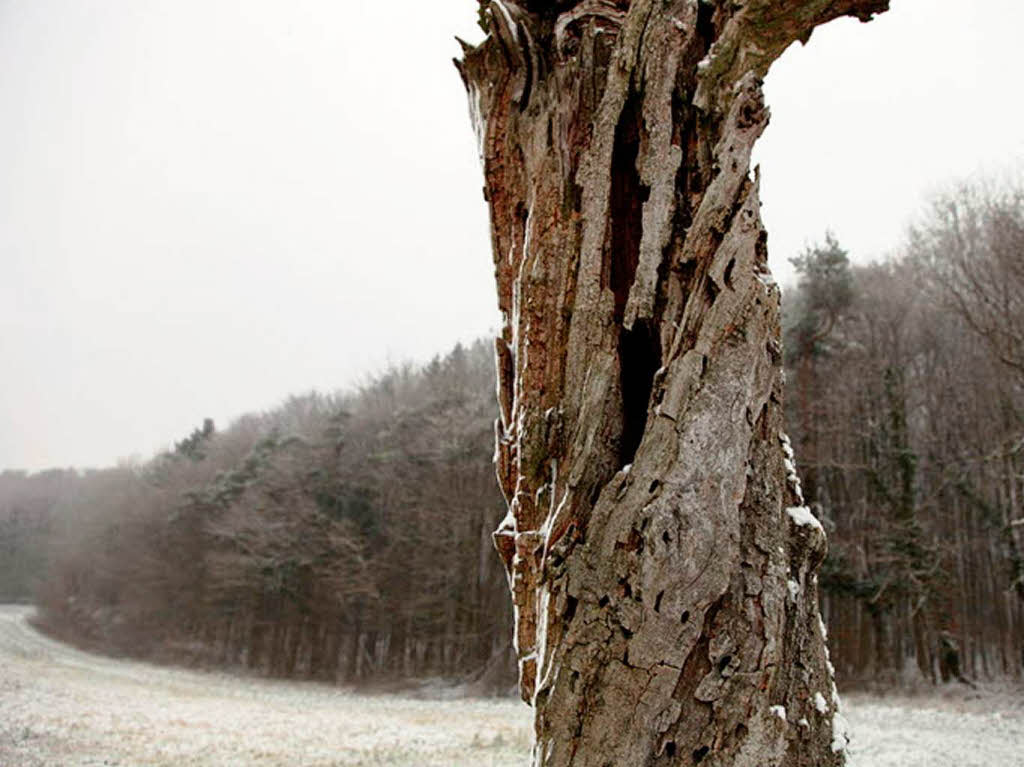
2,0,1021,472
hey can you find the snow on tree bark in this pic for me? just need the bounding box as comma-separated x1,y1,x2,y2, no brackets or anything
457,1,888,764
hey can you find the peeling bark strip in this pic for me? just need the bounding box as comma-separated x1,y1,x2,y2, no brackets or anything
457,1,887,764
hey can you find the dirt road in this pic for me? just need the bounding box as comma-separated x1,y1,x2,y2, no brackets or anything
1,605,1021,766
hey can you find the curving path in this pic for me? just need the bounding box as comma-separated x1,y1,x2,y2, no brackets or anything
0,606,530,766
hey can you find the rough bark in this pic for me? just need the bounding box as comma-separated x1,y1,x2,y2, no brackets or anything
457,1,887,764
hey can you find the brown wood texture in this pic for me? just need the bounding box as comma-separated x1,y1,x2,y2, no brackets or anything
458,1,888,763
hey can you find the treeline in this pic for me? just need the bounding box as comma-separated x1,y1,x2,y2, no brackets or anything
2,177,1022,690
1,341,514,690
0,469,75,603
784,178,1024,684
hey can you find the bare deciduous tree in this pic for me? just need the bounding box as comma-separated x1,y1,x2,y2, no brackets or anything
911,177,1024,381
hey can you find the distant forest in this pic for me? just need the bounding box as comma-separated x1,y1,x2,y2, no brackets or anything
1,178,1022,690
1,341,514,690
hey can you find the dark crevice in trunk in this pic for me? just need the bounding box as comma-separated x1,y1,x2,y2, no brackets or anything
619,319,661,467
609,87,656,469
565,595,579,621
695,1,716,55
522,0,575,17
704,274,719,305
608,88,649,323
755,228,769,270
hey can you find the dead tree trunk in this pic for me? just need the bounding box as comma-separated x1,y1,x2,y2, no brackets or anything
457,1,887,764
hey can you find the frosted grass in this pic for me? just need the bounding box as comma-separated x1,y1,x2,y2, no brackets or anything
1,606,1020,766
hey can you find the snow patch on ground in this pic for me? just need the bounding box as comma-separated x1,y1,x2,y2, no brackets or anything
843,688,1024,766
0,606,530,766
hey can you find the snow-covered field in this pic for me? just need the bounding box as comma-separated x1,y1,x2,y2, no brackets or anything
0,604,1021,766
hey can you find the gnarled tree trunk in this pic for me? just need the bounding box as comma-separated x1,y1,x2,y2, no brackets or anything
457,1,887,764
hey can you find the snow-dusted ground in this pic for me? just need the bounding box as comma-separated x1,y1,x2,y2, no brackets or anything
0,604,1021,766
843,686,1024,767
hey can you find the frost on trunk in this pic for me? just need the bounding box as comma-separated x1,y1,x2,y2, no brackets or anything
457,1,887,764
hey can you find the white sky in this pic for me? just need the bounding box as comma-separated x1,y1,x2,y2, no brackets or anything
1,0,1021,472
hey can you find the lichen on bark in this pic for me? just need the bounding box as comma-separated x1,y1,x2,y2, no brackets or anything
457,1,888,764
